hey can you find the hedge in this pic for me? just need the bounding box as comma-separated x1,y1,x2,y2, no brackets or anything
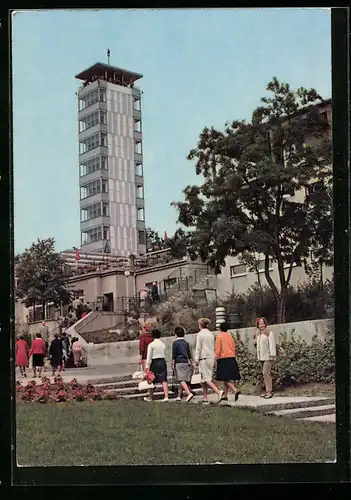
232,329,335,389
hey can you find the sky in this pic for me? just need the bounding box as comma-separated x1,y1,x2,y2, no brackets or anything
12,8,331,254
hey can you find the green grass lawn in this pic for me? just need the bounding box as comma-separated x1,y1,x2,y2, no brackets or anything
16,400,335,466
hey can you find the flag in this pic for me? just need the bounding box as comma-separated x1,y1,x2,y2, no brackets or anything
164,231,168,240
74,247,81,261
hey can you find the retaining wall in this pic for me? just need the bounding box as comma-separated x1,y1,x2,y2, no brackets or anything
84,318,334,367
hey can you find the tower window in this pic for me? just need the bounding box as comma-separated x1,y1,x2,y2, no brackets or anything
134,120,142,133
138,231,146,245
79,156,108,177
136,162,143,176
135,140,142,155
137,208,145,221
133,97,141,111
136,186,144,199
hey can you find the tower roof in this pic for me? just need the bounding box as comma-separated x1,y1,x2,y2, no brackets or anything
75,62,143,83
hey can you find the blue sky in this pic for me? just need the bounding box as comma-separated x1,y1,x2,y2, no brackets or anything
12,8,331,254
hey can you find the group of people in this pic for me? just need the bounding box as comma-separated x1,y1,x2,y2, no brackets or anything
139,282,160,308
15,330,84,378
138,316,277,403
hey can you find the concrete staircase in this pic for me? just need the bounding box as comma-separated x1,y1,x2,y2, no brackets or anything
85,373,336,422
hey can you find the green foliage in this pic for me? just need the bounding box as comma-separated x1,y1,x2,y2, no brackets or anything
224,279,333,328
145,228,166,252
15,238,73,308
232,329,335,388
172,77,332,323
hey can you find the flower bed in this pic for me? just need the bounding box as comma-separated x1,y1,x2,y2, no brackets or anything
16,377,118,404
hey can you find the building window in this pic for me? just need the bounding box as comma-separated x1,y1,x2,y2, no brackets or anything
137,208,145,221
134,97,141,111
99,88,106,103
101,179,109,193
136,162,143,176
80,179,102,199
80,202,102,222
257,259,273,272
79,89,99,111
136,185,144,199
138,230,146,245
81,226,103,245
230,264,247,277
103,226,110,241
79,132,107,155
102,202,109,216
134,119,142,133
135,140,142,155
79,110,107,133
79,155,108,177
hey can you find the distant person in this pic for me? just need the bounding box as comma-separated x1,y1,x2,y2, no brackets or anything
15,335,29,378
171,326,194,402
139,284,149,308
254,317,276,399
39,321,49,351
49,333,63,376
60,331,70,371
151,282,159,303
29,333,46,378
139,324,153,371
194,318,224,405
215,322,241,401
144,329,169,402
71,337,83,367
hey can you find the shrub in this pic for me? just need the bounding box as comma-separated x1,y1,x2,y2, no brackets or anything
224,279,334,327
232,329,335,389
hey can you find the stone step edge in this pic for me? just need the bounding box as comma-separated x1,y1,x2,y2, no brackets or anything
271,405,336,419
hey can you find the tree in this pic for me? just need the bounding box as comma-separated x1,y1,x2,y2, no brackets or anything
145,228,166,252
15,238,73,320
164,228,189,260
172,78,332,323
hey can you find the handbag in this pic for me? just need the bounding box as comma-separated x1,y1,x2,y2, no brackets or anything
191,368,202,385
145,369,155,384
138,380,155,391
132,365,144,380
170,369,178,394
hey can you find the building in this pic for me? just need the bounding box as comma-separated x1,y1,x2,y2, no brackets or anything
76,60,146,256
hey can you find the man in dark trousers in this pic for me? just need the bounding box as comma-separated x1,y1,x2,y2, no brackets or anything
150,282,160,303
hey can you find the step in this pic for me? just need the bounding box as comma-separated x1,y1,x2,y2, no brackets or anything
272,404,335,419
256,397,335,413
122,391,177,401
107,386,204,397
298,414,336,423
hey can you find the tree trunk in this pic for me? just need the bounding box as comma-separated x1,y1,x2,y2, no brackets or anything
256,269,264,312
277,288,287,324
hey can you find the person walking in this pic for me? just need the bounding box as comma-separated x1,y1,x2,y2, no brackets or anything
139,324,153,371
215,322,241,401
49,333,63,376
139,285,149,309
29,333,47,378
60,331,70,371
71,337,83,367
15,335,29,378
171,326,194,402
144,328,169,402
254,317,276,399
194,318,224,404
39,321,49,351
150,282,160,303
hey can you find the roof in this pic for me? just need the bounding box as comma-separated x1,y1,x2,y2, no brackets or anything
75,62,143,83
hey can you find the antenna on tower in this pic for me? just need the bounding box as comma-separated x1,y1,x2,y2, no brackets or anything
107,48,110,65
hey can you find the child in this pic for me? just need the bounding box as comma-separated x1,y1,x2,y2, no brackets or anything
171,326,194,402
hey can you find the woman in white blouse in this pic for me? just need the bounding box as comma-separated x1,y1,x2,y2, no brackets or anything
144,328,169,402
254,317,276,399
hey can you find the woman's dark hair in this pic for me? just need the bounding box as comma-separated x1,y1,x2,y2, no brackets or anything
174,326,186,337
36,333,42,338
220,322,229,332
152,328,161,339
19,335,24,340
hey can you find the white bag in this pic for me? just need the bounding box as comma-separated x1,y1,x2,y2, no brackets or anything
138,380,155,391
191,373,202,385
132,365,144,380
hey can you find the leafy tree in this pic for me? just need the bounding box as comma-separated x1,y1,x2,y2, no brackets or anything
165,228,189,259
172,78,332,323
15,238,73,319
145,228,165,251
